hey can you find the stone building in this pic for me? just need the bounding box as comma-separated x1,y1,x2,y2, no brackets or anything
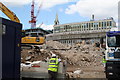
46,15,116,44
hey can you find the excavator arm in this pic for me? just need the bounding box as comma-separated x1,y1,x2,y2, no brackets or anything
0,2,20,23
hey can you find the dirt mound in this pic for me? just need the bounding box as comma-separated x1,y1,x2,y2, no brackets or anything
43,40,71,50
21,41,103,68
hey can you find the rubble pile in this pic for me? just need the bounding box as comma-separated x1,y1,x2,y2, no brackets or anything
66,70,83,78
21,40,103,68
43,40,71,50
46,44,102,67
21,49,51,63
21,40,105,78
63,45,102,67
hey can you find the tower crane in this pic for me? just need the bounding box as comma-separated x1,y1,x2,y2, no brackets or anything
21,0,45,48
29,0,42,29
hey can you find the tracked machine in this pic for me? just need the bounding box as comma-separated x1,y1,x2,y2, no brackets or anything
21,28,46,49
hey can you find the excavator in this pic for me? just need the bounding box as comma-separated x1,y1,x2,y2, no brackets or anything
0,2,20,23
0,2,45,48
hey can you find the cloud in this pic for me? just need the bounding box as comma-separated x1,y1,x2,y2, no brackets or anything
0,0,31,6
0,0,71,8
36,23,54,30
65,0,119,22
59,8,64,12
35,0,70,9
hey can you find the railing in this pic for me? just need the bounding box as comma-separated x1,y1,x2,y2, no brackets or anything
46,29,109,36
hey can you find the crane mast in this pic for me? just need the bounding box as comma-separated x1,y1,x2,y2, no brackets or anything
29,0,36,29
29,0,42,29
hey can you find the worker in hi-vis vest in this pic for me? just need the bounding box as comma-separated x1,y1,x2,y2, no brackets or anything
48,53,61,80
102,56,107,71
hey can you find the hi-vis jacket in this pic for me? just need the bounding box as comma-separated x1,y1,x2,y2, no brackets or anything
48,57,59,72
102,58,107,63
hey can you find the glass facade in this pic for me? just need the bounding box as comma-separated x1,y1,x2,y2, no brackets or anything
54,19,116,33
45,19,116,45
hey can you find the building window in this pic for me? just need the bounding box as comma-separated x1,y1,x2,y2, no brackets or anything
99,22,101,27
94,22,99,30
107,21,109,26
104,22,106,26
86,23,88,28
88,23,90,30
110,21,112,26
102,22,104,27
91,23,93,27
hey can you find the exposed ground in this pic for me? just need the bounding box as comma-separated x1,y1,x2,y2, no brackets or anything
21,40,106,78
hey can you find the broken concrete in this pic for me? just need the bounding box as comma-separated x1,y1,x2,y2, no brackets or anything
21,40,105,78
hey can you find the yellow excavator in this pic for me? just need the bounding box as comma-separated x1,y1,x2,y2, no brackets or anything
0,2,20,23
0,2,45,48
21,30,45,45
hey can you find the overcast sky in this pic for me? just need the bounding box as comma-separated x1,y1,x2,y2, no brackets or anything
0,0,119,30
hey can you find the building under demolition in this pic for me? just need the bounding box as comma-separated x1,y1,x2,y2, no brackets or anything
46,14,116,44
23,28,52,37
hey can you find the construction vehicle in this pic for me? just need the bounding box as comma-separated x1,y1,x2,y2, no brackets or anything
21,28,47,49
21,30,45,47
0,2,20,23
105,31,120,79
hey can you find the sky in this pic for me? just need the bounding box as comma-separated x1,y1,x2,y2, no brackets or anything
0,0,120,30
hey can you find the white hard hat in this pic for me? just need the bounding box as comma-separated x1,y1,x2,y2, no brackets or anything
52,54,56,57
